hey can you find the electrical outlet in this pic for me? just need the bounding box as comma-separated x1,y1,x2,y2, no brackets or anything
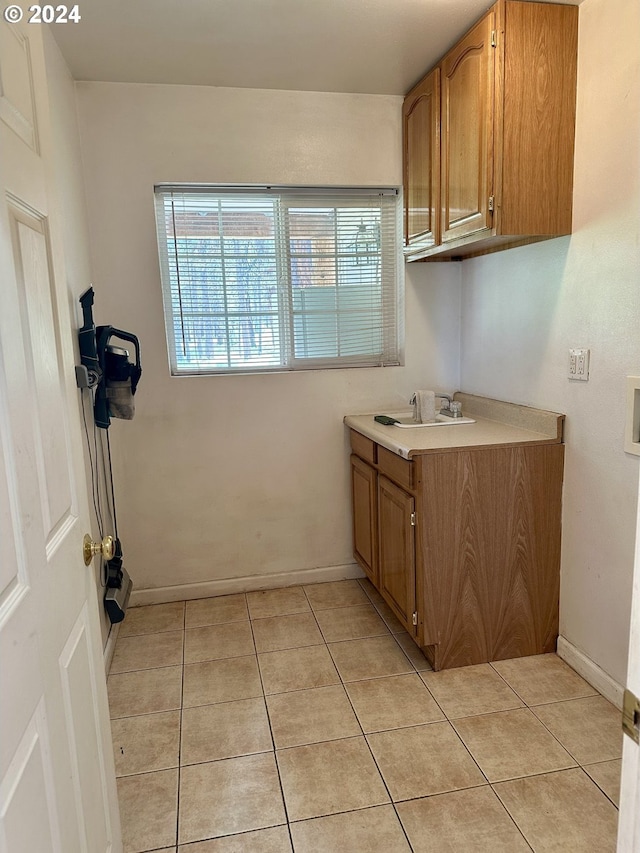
569,348,590,381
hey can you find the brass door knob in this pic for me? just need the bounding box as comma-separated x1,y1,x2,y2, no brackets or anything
83,533,115,566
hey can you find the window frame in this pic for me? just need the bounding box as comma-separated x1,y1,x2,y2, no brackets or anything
154,184,404,376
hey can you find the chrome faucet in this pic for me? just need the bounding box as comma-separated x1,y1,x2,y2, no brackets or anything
436,393,463,418
409,392,463,418
436,393,453,411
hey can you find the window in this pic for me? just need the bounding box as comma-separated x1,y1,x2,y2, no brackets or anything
154,185,403,375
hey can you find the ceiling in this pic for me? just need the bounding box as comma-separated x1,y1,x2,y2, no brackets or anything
51,0,506,96
53,0,581,97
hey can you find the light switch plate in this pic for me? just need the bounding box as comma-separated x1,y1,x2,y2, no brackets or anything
569,348,590,381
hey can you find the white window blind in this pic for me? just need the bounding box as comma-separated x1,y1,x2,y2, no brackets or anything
154,185,403,375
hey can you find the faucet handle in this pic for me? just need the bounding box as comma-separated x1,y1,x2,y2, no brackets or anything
450,401,462,417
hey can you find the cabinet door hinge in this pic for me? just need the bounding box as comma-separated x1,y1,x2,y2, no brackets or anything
412,612,418,626
410,511,416,527
491,29,497,47
488,196,495,212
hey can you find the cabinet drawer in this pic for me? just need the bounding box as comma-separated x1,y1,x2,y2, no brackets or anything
350,430,377,465
378,447,414,491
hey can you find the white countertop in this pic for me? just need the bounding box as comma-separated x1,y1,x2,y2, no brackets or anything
344,407,563,460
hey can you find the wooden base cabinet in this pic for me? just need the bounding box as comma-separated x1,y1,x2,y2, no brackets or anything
403,0,578,262
349,430,564,670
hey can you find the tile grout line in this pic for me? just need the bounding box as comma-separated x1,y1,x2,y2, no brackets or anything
528,699,622,768
450,707,536,853
174,601,186,850
179,594,291,847
489,765,607,853
525,705,601,772
247,600,296,852
333,581,453,851
487,658,599,706
488,782,536,853
363,645,532,853
485,665,621,787
337,645,417,852
451,705,579,772
424,673,608,846
384,646,536,852
280,582,415,848
581,764,622,810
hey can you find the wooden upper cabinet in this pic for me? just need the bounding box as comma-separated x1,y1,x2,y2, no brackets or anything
441,10,495,245
403,68,440,248
403,0,578,262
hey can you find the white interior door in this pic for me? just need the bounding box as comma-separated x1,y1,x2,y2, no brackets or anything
0,18,120,853
618,471,640,850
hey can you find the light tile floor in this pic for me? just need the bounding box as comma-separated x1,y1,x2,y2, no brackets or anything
108,578,622,852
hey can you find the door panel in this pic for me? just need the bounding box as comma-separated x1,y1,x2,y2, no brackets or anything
9,202,75,543
59,607,110,852
0,425,24,606
0,21,39,151
0,702,61,853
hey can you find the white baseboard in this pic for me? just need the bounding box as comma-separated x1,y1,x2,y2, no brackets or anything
129,563,365,607
103,621,120,674
557,635,624,710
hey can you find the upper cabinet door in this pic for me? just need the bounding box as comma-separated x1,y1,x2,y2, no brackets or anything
440,11,495,244
499,0,578,236
402,68,440,249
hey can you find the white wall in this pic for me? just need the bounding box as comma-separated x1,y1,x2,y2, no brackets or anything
457,0,640,686
42,31,113,646
75,82,461,597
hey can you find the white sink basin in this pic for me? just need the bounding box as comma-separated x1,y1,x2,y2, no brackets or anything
388,413,476,428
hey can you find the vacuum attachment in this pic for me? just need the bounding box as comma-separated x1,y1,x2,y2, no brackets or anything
77,287,142,429
104,345,137,420
104,537,133,623
104,567,133,624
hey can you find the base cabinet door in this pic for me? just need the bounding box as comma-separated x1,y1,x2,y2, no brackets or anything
350,454,378,584
378,475,416,635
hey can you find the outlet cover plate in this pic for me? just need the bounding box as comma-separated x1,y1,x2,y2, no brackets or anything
569,348,590,381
